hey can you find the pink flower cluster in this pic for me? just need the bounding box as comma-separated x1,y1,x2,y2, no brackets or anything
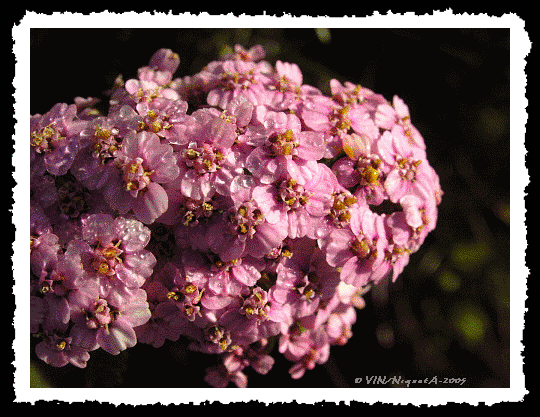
30,45,443,385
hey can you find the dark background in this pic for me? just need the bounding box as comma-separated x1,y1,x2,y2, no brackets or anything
29,28,512,389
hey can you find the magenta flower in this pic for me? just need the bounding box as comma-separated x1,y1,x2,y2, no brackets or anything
30,159,57,210
319,205,389,288
380,211,414,282
207,253,266,294
211,286,284,347
133,97,193,146
279,325,330,380
278,322,313,363
30,226,59,283
375,127,432,204
245,110,326,185
375,95,426,149
151,255,213,325
35,330,90,368
250,163,334,240
62,214,156,305
336,281,371,310
173,140,234,200
208,175,289,262
137,48,180,85
204,359,248,388
332,132,387,206
204,341,274,387
70,106,140,190
103,131,179,224
329,79,386,112
68,287,151,356
398,185,440,250
30,103,87,176
325,303,356,346
242,343,275,375
220,44,267,62
315,163,366,233
167,107,247,201
263,60,322,111
125,78,181,104
202,58,273,109
270,237,340,320
135,274,187,348
299,84,382,160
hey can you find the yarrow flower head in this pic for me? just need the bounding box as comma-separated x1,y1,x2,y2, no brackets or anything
30,44,442,386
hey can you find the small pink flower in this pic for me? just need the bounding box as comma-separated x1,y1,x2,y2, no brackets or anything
220,44,266,62
333,133,387,206
284,328,330,379
382,212,413,282
330,79,386,113
270,237,340,320
30,103,87,176
325,304,356,346
319,206,389,288
71,107,141,190
245,111,326,185
125,78,180,104
167,107,247,200
134,97,193,146
376,127,432,203
103,131,179,224
135,272,189,348
208,175,289,262
204,362,248,388
137,48,180,85
68,287,151,355
203,59,273,109
35,330,90,368
263,60,322,111
64,214,156,303
251,163,334,240
374,95,426,149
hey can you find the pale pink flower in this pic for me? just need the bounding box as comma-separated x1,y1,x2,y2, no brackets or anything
251,163,334,240
319,206,389,288
376,127,432,203
203,59,273,109
374,95,426,149
333,132,388,206
264,60,322,111
35,330,90,368
325,304,356,346
245,111,326,185
124,78,180,104
208,175,289,262
68,287,151,356
137,48,180,85
30,103,87,176
220,44,267,62
134,97,193,146
329,79,386,113
103,131,179,224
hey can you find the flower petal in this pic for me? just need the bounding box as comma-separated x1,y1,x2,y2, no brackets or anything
132,182,168,224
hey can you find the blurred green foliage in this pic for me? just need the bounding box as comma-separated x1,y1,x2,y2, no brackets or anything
30,363,50,388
